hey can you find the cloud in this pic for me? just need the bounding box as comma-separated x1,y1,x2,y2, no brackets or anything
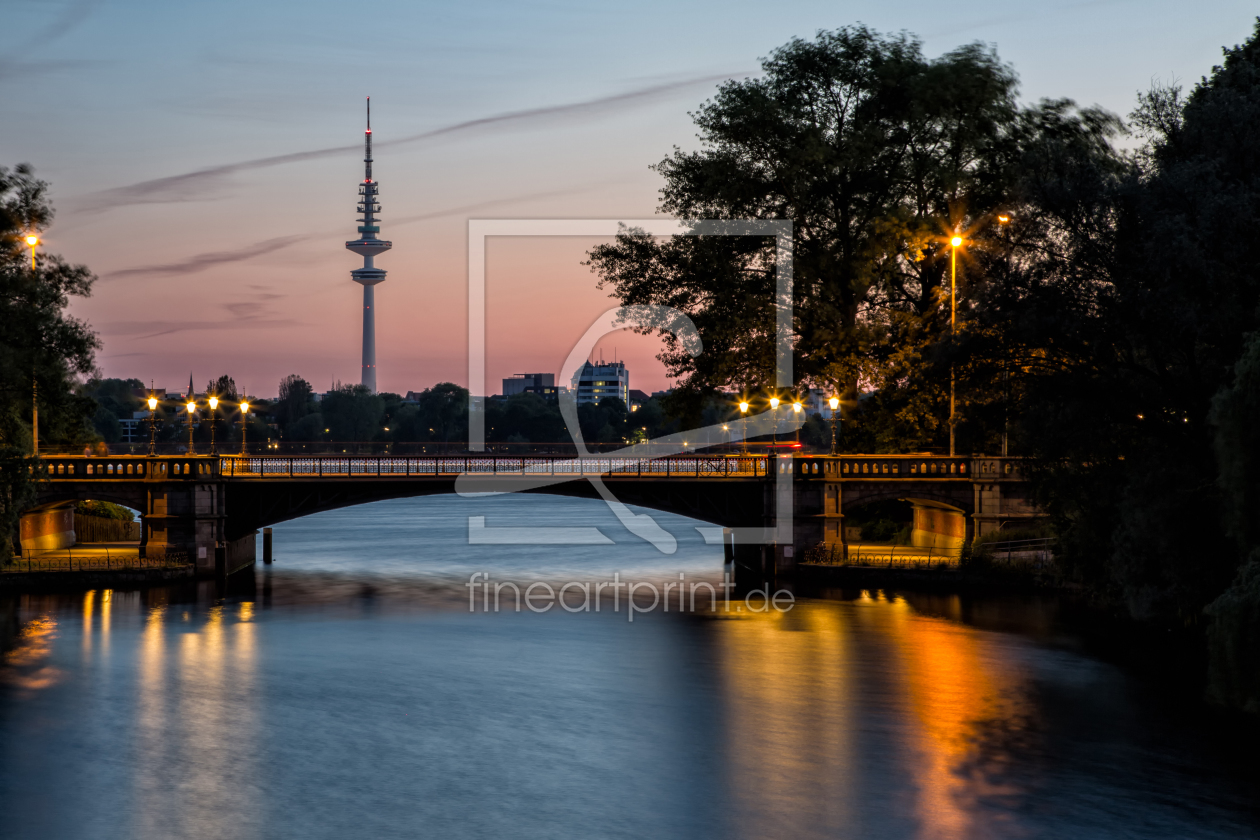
70,72,749,215
103,235,312,280
102,318,302,341
99,183,616,281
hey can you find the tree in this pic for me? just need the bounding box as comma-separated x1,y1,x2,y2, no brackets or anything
275,374,314,435
80,378,143,441
999,22,1260,633
412,383,468,444
0,164,99,557
588,26,1037,440
206,375,238,401
321,383,384,441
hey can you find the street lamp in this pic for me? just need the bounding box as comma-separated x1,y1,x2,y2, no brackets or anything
828,396,840,455
769,396,780,447
147,396,159,456
185,400,197,454
739,401,749,454
239,401,250,455
792,400,802,445
949,234,962,457
208,396,219,456
24,235,38,271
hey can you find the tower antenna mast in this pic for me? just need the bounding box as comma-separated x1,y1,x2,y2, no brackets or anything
345,96,392,392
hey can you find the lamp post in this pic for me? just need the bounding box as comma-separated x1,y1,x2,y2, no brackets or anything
769,397,780,447
240,401,250,454
186,400,196,454
997,213,1011,456
24,235,38,271
792,400,802,445
208,396,219,456
739,401,749,454
147,396,159,456
949,234,962,458
828,396,840,455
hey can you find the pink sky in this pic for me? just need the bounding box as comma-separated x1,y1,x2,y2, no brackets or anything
10,0,1251,398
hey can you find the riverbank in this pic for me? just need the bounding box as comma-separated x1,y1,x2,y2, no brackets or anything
0,565,195,591
795,560,1067,594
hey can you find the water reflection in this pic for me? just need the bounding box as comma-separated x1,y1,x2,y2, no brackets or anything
0,494,1258,840
717,603,855,838
1,611,59,694
716,597,1037,839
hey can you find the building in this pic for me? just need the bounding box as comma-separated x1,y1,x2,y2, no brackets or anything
627,389,651,411
572,360,629,406
502,373,560,399
120,412,146,443
344,98,392,393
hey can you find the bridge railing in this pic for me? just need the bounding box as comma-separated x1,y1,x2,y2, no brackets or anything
4,549,192,574
216,455,771,478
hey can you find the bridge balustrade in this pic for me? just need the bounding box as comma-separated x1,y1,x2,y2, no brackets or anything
216,454,771,478
35,454,1010,483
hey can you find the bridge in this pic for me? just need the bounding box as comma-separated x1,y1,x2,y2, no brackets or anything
19,453,1040,579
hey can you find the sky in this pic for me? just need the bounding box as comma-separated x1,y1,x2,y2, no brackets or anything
2,0,1256,398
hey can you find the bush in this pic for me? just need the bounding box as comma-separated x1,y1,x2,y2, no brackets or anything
74,500,135,521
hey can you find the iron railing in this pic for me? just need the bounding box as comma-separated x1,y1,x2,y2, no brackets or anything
216,455,770,478
4,549,191,573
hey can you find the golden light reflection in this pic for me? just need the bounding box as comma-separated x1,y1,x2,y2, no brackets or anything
715,602,854,836
100,589,112,656
715,596,1031,838
158,603,259,837
135,605,167,838
82,590,95,657
877,597,1029,839
1,614,61,693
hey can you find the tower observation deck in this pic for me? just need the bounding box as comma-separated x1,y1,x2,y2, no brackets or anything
345,97,392,393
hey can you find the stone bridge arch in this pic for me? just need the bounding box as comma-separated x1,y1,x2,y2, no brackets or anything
222,476,767,541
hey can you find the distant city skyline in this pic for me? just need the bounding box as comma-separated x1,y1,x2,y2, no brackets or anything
3,0,1254,394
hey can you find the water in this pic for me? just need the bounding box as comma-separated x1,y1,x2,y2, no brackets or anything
2,495,1258,839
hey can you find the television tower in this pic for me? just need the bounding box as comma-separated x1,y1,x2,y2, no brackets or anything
345,97,391,392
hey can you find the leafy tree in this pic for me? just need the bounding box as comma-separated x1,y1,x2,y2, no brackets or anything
401,383,468,444
206,374,238,401
275,374,314,434
321,383,384,441
288,412,325,442
588,26,1048,441
0,164,98,557
1001,21,1260,641
80,378,143,441
75,500,135,521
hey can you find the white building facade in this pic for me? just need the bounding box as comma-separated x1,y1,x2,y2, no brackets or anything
571,361,629,406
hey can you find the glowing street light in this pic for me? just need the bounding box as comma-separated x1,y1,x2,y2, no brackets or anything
207,396,219,456
147,395,159,456
792,401,802,445
240,401,251,455
739,400,749,454
828,396,840,455
24,234,38,271
949,234,962,457
185,400,197,454
769,396,780,446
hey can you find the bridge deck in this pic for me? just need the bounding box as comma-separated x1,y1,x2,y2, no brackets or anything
36,453,998,482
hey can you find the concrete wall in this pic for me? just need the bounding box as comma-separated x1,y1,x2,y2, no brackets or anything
910,504,966,551
19,506,75,551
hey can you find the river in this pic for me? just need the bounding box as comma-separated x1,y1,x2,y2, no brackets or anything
1,495,1257,839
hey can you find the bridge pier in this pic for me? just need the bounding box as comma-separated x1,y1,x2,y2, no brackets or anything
137,457,226,574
